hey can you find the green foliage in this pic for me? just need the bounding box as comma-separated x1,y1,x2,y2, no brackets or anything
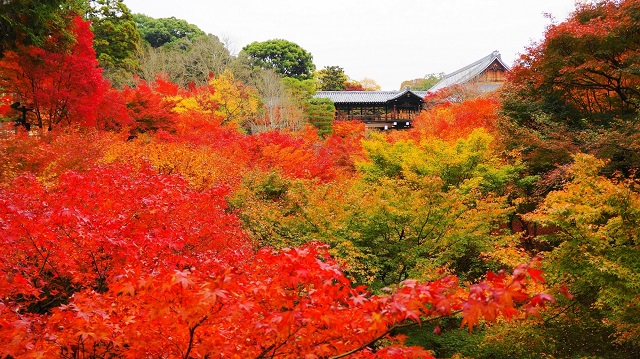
241,39,315,80
231,129,522,289
400,73,443,91
133,14,206,48
84,0,142,87
317,65,348,91
343,130,521,286
282,76,330,132
0,0,83,57
230,171,312,249
307,98,335,136
359,130,521,194
401,318,485,358
282,77,317,101
281,76,318,114
475,313,637,358
451,153,640,359
525,154,640,350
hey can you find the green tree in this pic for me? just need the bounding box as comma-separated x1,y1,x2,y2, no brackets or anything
84,0,142,87
317,65,348,91
230,130,523,288
400,73,443,91
433,154,640,359
307,97,335,136
241,39,315,80
133,14,206,48
344,130,522,286
0,0,82,57
281,76,319,129
226,50,258,85
460,154,640,359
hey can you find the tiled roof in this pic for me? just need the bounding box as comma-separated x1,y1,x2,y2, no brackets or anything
315,89,426,103
428,51,510,93
413,91,429,98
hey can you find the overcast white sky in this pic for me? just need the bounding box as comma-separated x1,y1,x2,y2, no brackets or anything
123,0,578,90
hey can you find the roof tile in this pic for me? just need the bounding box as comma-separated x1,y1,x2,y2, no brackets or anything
315,89,426,103
428,51,510,93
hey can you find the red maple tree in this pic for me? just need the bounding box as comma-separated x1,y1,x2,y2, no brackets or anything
0,16,106,131
0,165,552,358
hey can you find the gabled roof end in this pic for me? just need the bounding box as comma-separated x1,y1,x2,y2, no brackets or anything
427,50,510,93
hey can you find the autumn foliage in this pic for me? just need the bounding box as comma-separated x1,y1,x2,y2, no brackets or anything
0,166,551,357
504,0,640,124
0,51,554,358
0,16,106,130
411,95,499,141
18,2,640,357
500,0,640,177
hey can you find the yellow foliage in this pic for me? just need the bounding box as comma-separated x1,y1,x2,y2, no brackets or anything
481,237,531,269
207,70,260,127
100,139,248,191
171,96,207,115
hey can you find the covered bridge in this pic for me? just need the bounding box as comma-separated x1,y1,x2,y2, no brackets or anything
314,89,428,130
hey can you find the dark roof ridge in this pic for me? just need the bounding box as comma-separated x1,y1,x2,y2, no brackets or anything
389,88,423,101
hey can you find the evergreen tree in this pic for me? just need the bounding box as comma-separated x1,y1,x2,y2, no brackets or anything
242,39,315,81
84,0,142,87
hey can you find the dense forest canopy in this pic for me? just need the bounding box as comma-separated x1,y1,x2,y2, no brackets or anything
0,1,639,358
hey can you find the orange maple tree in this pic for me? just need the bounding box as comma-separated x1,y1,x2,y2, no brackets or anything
323,120,366,172
410,95,499,142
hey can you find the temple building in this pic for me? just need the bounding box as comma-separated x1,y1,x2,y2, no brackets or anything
314,89,428,129
428,50,510,93
314,51,509,130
